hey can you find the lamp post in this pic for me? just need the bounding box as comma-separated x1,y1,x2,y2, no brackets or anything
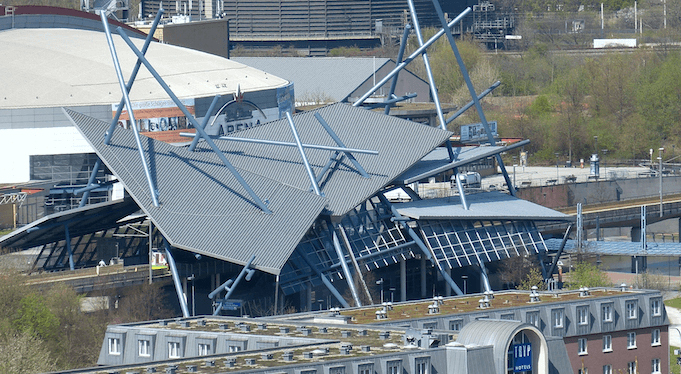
461,275,468,294
659,147,664,217
602,149,608,179
555,152,560,181
376,278,384,304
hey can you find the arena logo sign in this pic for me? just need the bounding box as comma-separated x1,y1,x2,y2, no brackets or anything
210,86,268,135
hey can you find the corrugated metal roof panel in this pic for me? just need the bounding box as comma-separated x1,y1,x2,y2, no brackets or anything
396,140,529,185
64,109,327,275
395,192,570,221
0,197,139,250
208,103,452,216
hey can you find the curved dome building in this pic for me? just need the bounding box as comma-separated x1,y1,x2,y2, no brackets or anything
0,13,293,184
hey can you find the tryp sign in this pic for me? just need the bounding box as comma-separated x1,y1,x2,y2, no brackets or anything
513,343,532,372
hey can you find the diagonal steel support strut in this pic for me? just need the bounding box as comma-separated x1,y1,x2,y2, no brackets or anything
117,27,272,214
101,12,159,206
314,112,372,179
286,112,323,196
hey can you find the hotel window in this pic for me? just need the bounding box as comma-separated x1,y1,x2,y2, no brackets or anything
627,332,636,349
627,362,636,374
108,337,121,355
603,365,612,374
578,338,588,355
652,358,661,374
138,339,150,357
626,300,638,319
387,360,401,374
602,335,612,352
329,367,345,374
552,309,564,328
168,341,181,358
578,306,589,325
300,370,316,374
228,345,242,352
526,311,540,328
601,304,613,322
449,319,463,331
358,363,374,374
198,343,210,356
652,329,661,346
651,299,662,316
415,357,429,374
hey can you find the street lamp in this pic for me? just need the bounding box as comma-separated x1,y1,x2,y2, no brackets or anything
376,278,384,304
555,152,560,180
461,275,468,294
602,149,608,179
659,147,664,217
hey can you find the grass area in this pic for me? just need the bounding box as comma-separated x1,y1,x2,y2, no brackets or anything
0,228,13,236
665,298,681,309
672,346,681,374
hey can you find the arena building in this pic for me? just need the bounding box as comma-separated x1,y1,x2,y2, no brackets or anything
0,6,294,186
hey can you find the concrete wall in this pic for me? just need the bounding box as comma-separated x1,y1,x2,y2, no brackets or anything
517,176,681,210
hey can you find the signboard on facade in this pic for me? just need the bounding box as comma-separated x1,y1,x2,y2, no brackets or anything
460,121,498,143
513,343,532,372
221,299,242,311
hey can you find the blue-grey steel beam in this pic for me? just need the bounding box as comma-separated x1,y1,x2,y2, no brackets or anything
331,230,361,307
296,249,350,308
164,239,190,318
314,112,371,179
65,224,74,271
310,151,343,192
212,255,256,315
180,133,379,155
106,9,164,145
78,159,101,207
337,223,374,305
188,95,222,152
407,0,447,133
352,8,471,107
101,13,159,207
117,28,273,214
385,24,412,115
378,193,464,295
428,1,516,196
445,81,501,125
546,224,572,279
366,93,418,110
285,112,323,196
454,173,469,210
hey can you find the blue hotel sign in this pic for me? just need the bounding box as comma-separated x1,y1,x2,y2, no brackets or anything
513,343,532,372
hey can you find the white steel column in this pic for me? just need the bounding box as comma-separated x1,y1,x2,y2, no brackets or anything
421,257,427,298
400,259,407,301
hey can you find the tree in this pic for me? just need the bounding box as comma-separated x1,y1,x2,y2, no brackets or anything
566,262,612,289
0,330,56,374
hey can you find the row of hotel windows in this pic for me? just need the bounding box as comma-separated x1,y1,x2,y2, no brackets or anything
447,299,662,331
576,329,661,355
110,339,429,373
579,359,661,374
108,338,244,358
108,339,430,374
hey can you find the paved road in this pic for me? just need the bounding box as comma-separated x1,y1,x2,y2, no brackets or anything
667,306,681,347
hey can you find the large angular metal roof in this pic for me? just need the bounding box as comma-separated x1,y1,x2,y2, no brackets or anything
203,103,452,217
395,140,529,185
395,192,571,221
0,197,140,251
64,109,327,275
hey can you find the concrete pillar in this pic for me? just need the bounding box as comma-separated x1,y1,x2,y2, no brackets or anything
182,277,188,303
631,227,641,242
400,260,407,301
421,257,427,298
306,284,312,312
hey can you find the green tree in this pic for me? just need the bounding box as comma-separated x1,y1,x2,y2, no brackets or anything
567,262,612,289
0,330,56,374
